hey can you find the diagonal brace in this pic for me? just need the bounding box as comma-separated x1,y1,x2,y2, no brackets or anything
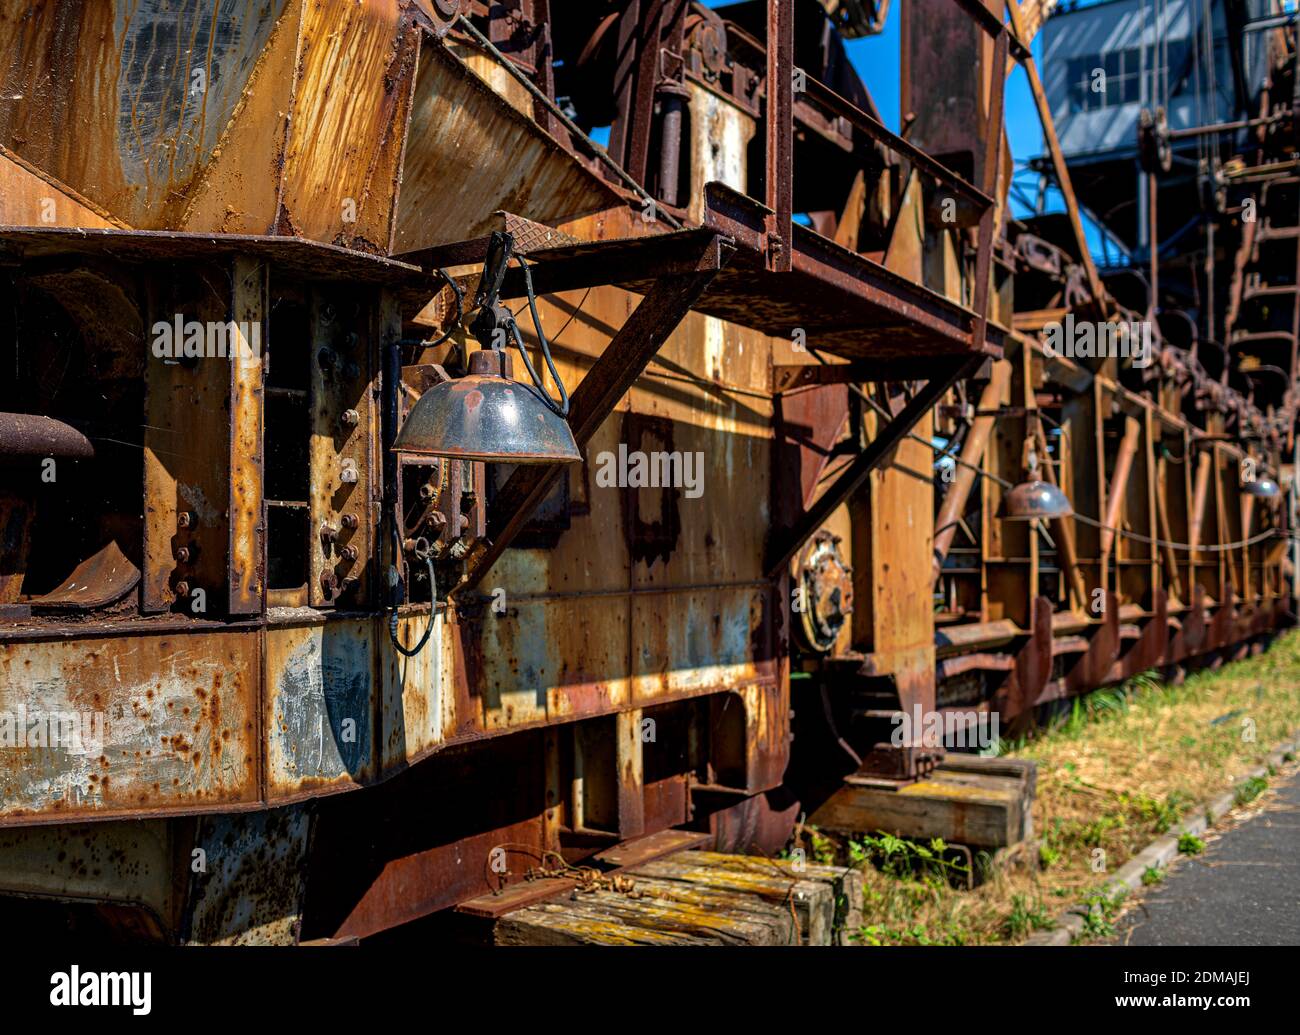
765,354,985,579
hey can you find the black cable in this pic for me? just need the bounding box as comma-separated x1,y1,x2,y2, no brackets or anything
388,508,438,658
510,254,571,417
398,268,464,356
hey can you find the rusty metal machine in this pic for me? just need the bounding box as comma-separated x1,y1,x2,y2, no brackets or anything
0,0,1294,944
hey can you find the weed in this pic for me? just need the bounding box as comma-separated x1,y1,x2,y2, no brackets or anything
1178,832,1205,855
1002,894,1054,939
1234,775,1268,807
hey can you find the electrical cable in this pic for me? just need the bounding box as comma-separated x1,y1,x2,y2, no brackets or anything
510,254,571,417
388,507,438,658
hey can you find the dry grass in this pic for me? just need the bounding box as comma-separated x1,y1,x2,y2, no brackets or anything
795,629,1300,945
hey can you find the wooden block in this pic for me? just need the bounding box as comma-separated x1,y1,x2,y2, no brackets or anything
934,756,1037,841
628,851,835,945
495,880,798,946
496,904,705,946
811,776,1021,848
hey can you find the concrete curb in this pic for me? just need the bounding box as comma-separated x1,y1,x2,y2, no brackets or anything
1021,729,1300,946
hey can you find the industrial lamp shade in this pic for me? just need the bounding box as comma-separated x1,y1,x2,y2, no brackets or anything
1001,479,1074,520
393,350,582,464
1242,476,1280,499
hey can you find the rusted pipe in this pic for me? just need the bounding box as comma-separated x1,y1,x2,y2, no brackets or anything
1240,493,1255,596
657,88,687,210
1099,416,1141,561
932,361,1010,581
0,413,94,460
1189,448,1213,555
1155,478,1185,602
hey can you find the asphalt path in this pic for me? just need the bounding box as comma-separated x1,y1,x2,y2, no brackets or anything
1107,767,1300,945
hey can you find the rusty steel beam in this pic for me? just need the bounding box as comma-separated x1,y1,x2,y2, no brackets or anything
971,29,1008,355
766,353,984,579
454,237,735,594
765,0,794,272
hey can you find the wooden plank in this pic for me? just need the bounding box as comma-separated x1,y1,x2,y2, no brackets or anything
496,879,798,946
811,775,1022,848
629,851,834,945
936,754,1038,798
495,905,704,946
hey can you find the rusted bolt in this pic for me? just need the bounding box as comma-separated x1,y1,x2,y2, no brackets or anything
175,582,190,597
177,511,196,529
176,546,192,564
340,466,359,485
340,545,359,562
341,513,359,530
418,483,436,500
428,511,447,531
340,409,359,428
320,523,339,542
320,571,337,594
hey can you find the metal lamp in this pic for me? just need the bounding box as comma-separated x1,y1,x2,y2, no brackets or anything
1242,476,1280,499
393,230,580,464
1001,441,1073,520
394,347,581,463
